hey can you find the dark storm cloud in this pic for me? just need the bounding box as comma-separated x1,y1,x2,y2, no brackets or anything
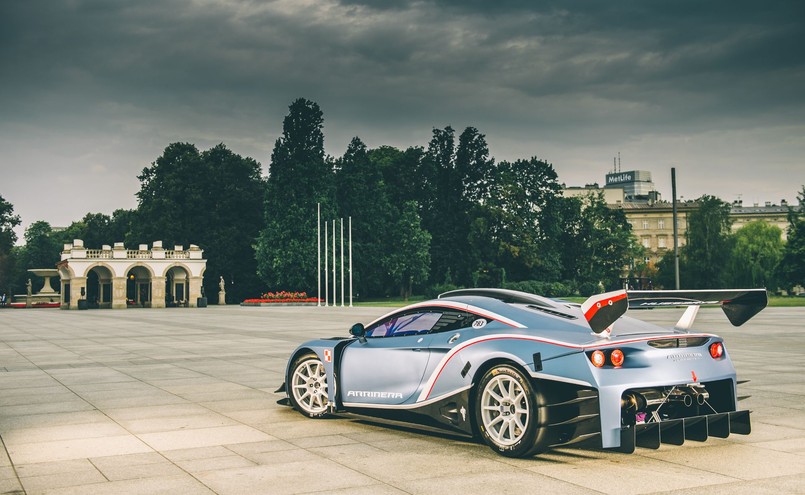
1,0,803,234
4,0,802,134
333,0,805,127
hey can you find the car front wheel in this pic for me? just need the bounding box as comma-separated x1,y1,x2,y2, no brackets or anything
475,364,545,457
289,353,329,418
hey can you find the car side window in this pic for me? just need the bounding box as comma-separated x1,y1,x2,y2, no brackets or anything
365,311,443,338
430,310,482,333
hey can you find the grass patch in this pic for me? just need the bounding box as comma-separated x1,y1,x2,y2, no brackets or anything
767,295,805,307
353,295,426,307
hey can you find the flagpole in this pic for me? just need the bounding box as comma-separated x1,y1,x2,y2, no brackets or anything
317,203,321,307
340,218,345,307
349,216,353,307
332,219,336,305
324,220,329,307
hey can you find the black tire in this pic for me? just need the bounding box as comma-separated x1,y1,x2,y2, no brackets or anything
474,364,547,457
288,353,329,418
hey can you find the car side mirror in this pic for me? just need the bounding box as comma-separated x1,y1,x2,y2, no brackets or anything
350,323,366,343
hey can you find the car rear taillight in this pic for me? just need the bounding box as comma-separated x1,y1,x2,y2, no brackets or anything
709,342,724,359
610,349,625,367
589,349,625,368
591,350,606,368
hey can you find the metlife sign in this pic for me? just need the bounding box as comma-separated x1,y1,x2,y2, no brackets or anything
606,172,635,185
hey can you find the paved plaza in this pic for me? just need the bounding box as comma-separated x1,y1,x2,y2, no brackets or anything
0,304,803,494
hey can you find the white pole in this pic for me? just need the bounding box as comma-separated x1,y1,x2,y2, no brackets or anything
340,218,345,307
324,221,329,307
332,220,336,305
349,216,353,307
317,203,321,307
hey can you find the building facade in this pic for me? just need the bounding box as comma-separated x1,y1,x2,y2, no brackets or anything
565,177,798,267
57,240,207,310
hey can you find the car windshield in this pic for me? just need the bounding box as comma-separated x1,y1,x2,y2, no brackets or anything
369,312,442,337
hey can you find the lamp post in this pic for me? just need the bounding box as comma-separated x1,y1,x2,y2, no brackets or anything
672,167,680,289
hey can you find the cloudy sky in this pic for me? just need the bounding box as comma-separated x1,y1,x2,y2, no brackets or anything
2,0,803,240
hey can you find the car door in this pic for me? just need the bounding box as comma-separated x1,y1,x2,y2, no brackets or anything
339,310,442,405
416,310,492,396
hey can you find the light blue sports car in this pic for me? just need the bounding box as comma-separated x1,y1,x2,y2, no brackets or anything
278,287,766,457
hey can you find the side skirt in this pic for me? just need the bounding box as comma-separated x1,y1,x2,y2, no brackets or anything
344,389,475,436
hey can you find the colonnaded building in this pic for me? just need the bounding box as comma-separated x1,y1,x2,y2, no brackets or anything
57,240,206,310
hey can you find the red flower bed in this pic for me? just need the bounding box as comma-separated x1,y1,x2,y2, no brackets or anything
243,297,321,304
243,291,321,304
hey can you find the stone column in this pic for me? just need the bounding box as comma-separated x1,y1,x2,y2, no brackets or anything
60,278,69,310
70,276,87,310
151,276,166,308
189,276,204,307
111,276,127,309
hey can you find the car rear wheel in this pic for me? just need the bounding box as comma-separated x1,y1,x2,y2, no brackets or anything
475,364,544,457
289,353,329,418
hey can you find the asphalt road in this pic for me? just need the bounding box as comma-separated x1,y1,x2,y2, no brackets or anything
0,305,803,494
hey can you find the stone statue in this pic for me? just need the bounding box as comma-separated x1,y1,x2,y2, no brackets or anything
218,276,226,305
26,278,32,297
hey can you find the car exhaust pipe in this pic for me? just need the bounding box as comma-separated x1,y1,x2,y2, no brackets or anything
689,387,709,405
623,386,710,412
666,390,693,407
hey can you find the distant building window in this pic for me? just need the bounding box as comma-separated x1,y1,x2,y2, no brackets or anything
642,220,650,230
642,236,651,248
658,237,667,249
658,219,665,229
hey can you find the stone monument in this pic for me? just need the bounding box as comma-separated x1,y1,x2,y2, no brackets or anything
218,276,226,305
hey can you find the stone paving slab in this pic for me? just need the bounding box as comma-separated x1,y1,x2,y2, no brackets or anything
0,305,803,494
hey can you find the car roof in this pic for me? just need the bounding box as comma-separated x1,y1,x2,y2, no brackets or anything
367,289,589,333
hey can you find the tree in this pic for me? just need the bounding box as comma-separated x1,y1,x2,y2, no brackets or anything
456,127,493,204
9,221,62,294
682,195,734,289
57,212,112,248
421,126,497,286
654,249,677,289
780,186,805,290
335,137,396,297
256,98,334,293
549,191,638,291
135,142,266,302
0,194,20,254
384,201,431,299
135,142,205,244
376,145,425,209
198,144,266,300
56,209,137,254
421,126,461,285
481,158,564,283
107,209,138,246
22,221,61,269
0,194,21,295
728,221,784,289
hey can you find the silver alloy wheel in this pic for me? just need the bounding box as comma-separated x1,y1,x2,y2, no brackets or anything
480,373,529,446
291,357,328,415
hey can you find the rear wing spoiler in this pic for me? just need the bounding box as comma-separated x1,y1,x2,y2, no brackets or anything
626,289,768,328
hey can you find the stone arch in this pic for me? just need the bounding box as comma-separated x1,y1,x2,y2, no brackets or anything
165,264,191,307
57,263,75,309
85,263,115,309
125,263,156,308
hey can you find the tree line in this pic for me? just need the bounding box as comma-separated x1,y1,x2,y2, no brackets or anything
254,98,638,300
1,98,803,302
